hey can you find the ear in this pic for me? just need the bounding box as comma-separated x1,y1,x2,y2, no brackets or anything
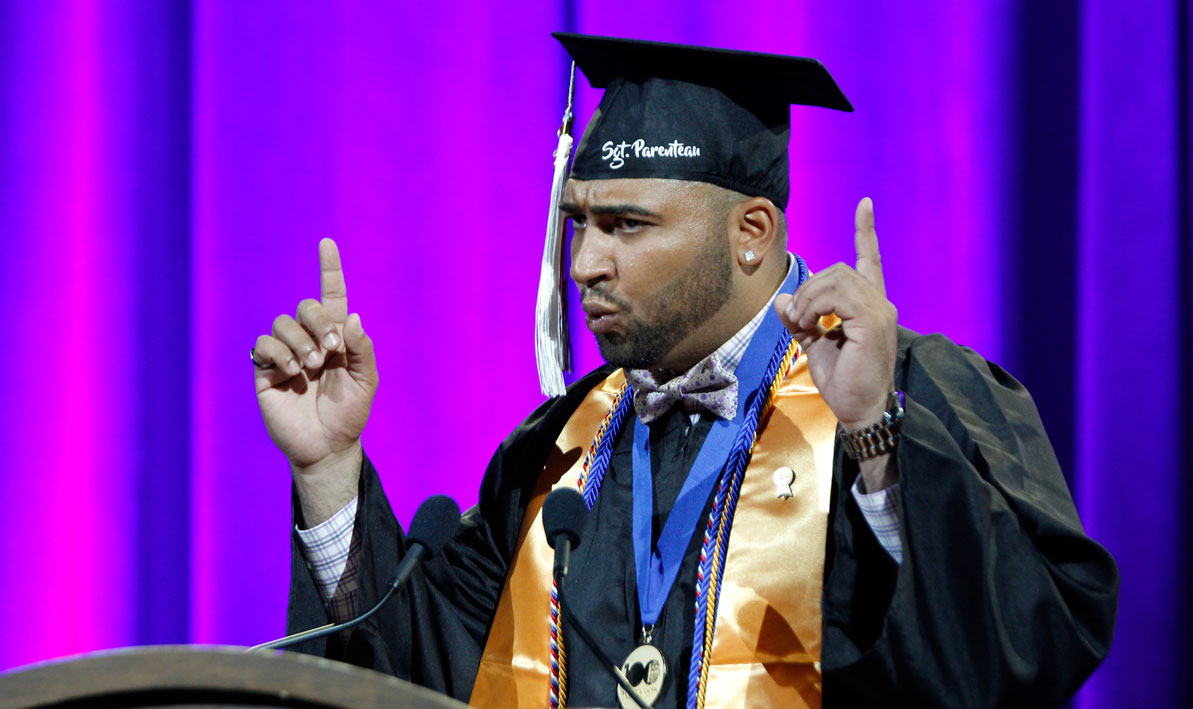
731,197,780,272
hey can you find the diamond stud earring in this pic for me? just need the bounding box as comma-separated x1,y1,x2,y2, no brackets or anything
743,250,756,263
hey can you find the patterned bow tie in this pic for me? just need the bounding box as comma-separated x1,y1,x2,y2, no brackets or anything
624,355,739,424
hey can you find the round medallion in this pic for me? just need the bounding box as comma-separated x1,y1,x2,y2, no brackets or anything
618,643,668,708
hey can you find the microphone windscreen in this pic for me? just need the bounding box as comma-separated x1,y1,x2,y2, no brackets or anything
542,488,588,550
407,495,461,555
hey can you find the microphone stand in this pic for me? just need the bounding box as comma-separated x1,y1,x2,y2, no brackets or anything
248,494,460,653
557,574,652,709
245,560,413,652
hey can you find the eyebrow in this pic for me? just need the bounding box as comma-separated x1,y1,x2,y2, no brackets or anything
558,202,662,219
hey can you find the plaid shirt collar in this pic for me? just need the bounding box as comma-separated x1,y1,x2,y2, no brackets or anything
694,252,794,374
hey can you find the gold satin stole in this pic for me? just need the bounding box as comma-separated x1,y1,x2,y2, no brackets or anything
470,354,838,708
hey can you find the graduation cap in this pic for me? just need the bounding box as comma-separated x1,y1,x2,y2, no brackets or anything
534,33,852,396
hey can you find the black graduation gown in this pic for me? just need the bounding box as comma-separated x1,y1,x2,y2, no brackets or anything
285,328,1119,708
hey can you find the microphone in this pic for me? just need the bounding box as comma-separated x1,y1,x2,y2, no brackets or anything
248,494,461,652
541,489,650,709
385,494,461,590
542,487,587,581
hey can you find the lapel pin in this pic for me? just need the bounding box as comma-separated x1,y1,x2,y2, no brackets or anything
773,466,795,500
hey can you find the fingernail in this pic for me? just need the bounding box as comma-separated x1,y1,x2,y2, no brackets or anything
286,358,299,374
307,350,321,366
324,332,340,349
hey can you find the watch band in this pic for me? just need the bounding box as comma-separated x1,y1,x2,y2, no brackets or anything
838,391,905,460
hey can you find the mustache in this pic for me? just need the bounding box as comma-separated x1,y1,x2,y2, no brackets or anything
578,285,633,312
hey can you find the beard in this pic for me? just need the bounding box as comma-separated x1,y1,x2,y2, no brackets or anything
584,237,733,370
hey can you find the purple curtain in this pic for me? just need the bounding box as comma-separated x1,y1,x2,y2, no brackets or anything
0,2,1188,705
1074,0,1191,705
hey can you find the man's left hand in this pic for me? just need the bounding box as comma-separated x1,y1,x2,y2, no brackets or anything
774,197,898,435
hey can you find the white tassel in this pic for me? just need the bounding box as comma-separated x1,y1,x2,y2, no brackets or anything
535,63,577,397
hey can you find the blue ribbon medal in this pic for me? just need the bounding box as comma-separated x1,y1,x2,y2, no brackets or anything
620,263,806,707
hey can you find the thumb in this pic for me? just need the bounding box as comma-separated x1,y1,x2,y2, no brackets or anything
774,293,796,329
342,313,378,391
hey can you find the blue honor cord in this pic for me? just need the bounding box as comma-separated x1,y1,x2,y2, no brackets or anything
629,262,806,631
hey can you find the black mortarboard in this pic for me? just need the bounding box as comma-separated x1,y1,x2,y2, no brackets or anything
554,32,852,210
535,34,851,396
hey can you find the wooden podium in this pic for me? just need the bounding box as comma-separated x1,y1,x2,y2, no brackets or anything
0,645,468,708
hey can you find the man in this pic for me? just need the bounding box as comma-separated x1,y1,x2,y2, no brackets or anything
251,35,1118,707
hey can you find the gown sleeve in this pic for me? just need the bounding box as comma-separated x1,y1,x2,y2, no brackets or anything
283,367,613,702
820,329,1119,708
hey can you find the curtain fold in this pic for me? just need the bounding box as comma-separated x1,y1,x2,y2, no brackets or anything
1074,0,1192,705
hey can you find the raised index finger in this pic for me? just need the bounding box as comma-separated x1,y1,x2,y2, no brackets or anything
319,238,348,323
853,197,886,297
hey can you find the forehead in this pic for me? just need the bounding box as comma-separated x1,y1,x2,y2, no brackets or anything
563,177,709,210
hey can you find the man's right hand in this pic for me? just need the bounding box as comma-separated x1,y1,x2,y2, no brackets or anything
252,238,378,525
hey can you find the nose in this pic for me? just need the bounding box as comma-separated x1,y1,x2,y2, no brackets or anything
569,227,615,289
